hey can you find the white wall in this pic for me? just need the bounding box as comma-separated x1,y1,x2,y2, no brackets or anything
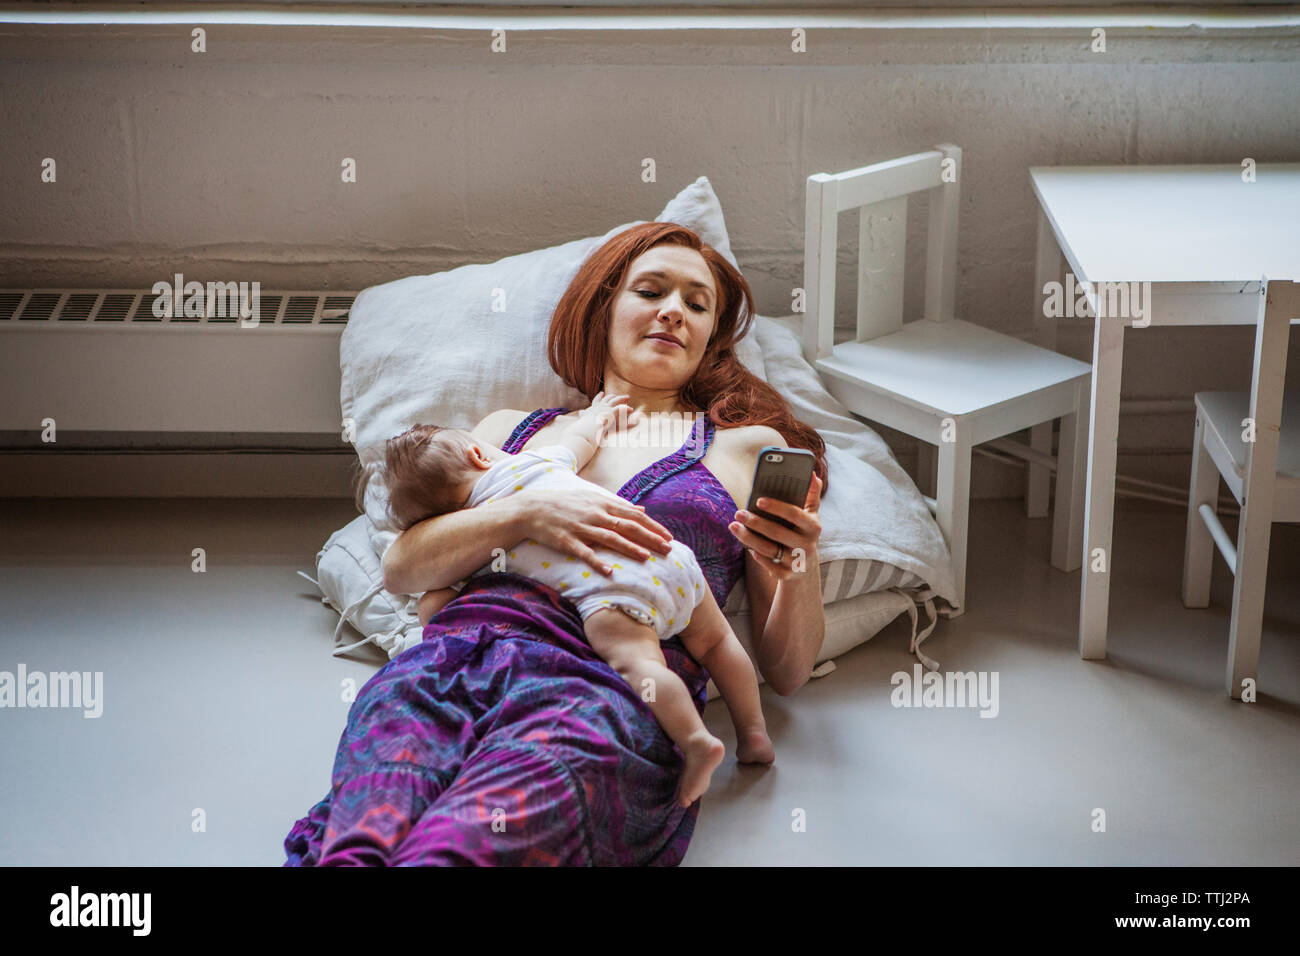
1,11,1298,496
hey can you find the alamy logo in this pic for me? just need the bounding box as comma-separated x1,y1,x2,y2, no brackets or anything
0,664,103,718
599,411,706,458
890,663,999,718
1042,272,1152,327
151,273,261,325
49,886,150,936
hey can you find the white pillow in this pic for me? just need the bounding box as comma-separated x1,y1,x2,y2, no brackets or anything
342,176,765,561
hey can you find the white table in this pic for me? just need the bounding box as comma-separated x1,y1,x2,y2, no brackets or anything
1028,163,1300,698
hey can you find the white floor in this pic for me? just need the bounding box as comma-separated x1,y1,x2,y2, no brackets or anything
0,496,1296,866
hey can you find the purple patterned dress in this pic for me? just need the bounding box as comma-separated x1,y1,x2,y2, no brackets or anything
284,408,745,865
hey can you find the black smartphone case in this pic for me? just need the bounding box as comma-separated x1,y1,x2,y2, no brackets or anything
745,446,816,531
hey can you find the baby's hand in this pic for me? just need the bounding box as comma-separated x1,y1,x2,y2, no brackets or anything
582,390,639,433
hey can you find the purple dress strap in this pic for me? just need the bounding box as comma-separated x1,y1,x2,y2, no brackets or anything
501,408,567,454
617,412,715,503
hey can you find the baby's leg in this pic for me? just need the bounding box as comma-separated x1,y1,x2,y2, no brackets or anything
677,589,775,765
584,608,725,808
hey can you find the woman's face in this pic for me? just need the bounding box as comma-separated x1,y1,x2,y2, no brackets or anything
605,245,719,392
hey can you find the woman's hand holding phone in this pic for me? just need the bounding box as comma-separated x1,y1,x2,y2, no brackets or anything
728,449,823,582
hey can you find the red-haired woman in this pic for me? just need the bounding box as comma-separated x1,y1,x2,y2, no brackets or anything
285,223,829,866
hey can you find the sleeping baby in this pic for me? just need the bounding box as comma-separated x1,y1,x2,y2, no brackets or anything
383,392,775,807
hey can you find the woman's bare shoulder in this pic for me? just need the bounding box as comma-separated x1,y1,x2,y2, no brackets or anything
705,424,788,511
712,422,788,455
471,408,530,446
473,407,579,447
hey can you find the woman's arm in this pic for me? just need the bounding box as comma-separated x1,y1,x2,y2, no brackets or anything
417,587,461,626
742,536,826,696
383,495,532,595
731,461,827,696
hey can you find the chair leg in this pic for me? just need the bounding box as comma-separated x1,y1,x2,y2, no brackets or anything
1181,411,1219,609
1029,206,1063,519
936,430,973,612
1051,388,1089,572
1026,421,1052,518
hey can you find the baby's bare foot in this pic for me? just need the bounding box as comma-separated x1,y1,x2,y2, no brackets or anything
736,726,775,765
677,732,726,807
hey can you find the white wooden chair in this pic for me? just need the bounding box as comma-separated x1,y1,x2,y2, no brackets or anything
1182,388,1300,691
802,144,1092,610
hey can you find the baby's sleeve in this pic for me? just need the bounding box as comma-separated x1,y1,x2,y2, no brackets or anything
531,444,579,472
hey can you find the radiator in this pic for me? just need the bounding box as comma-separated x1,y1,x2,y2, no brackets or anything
0,289,356,436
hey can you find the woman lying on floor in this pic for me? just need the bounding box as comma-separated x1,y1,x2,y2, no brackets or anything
284,221,829,866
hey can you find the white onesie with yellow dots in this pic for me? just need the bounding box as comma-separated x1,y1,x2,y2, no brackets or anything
461,444,706,640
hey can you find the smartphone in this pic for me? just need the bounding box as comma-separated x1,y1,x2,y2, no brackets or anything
745,447,816,532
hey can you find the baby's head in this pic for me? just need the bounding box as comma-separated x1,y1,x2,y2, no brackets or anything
383,424,498,530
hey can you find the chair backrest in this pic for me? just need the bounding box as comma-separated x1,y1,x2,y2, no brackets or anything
802,144,962,362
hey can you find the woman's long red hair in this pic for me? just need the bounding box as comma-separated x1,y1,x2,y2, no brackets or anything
547,221,829,495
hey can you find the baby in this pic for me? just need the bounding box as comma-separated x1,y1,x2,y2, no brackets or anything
383,392,774,806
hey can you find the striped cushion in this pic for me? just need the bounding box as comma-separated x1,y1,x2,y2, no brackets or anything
721,558,926,614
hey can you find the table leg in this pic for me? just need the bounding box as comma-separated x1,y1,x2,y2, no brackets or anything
1225,279,1296,699
1080,314,1124,659
1028,209,1064,517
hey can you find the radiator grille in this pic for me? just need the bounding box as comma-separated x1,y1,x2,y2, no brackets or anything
22,293,62,321
0,290,358,326
0,292,24,320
